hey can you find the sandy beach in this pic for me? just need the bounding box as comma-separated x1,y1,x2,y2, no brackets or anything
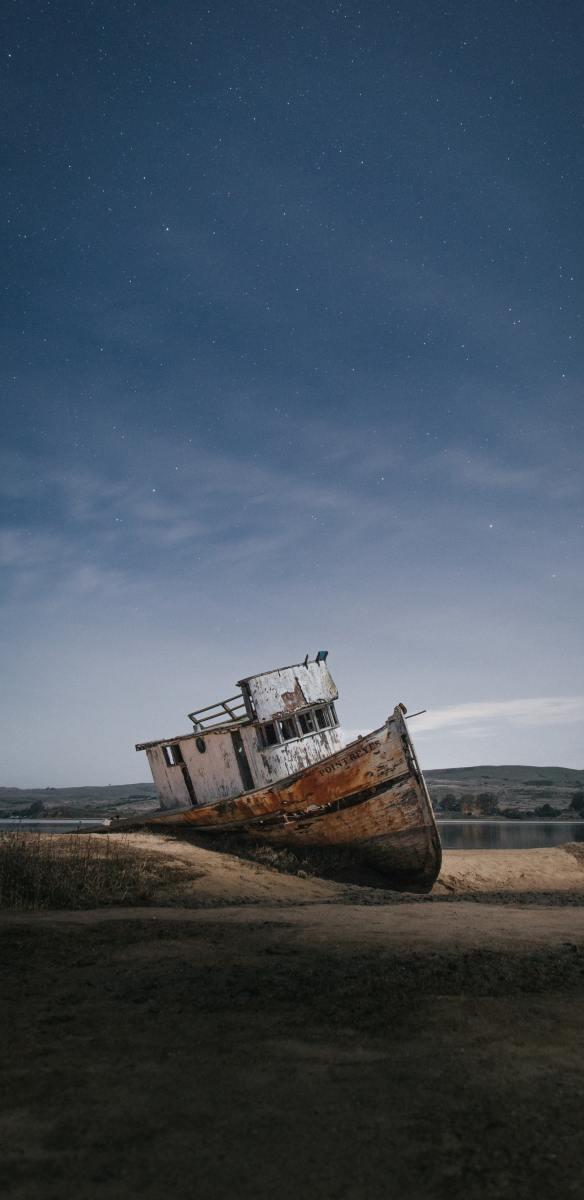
2,836,584,1200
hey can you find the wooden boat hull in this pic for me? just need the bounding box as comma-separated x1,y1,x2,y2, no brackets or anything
132,706,442,893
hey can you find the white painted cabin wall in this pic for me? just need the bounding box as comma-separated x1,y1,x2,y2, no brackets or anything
181,733,242,803
148,733,244,810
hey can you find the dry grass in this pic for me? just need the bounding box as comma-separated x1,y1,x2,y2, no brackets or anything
0,832,169,910
565,841,584,867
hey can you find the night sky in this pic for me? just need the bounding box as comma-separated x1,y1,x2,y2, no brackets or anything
2,1,583,785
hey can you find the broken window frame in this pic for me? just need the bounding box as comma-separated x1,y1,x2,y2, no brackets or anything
162,743,184,767
279,716,298,741
258,721,279,748
297,709,316,736
314,706,331,730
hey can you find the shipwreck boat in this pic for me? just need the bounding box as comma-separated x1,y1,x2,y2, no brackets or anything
132,654,442,892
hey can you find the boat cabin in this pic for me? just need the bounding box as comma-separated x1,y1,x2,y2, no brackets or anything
136,653,344,811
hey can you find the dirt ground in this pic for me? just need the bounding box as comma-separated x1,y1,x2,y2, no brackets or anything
2,837,584,1200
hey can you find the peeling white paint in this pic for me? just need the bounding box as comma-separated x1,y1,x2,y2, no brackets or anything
241,661,338,722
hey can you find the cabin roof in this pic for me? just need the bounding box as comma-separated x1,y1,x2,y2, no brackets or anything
237,659,317,685
135,722,244,752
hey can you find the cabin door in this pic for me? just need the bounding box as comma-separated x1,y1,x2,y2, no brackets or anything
230,730,255,792
180,764,198,806
168,742,197,806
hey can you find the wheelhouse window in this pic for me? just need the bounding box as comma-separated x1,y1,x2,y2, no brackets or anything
259,704,338,747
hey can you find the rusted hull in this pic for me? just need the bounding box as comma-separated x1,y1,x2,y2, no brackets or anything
135,706,442,893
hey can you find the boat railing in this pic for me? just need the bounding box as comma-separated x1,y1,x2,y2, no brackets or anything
187,693,248,731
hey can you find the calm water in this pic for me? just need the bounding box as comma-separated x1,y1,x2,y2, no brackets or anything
438,820,584,850
1,817,583,849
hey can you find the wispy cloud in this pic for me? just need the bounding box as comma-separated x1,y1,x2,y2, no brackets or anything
437,450,542,492
414,696,584,736
433,448,583,500
0,529,62,569
0,435,403,602
342,697,584,748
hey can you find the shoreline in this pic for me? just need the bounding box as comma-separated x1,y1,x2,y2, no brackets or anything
2,833,584,907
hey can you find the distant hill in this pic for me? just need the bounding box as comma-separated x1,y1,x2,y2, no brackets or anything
425,765,584,817
426,765,583,784
0,784,158,819
1,766,583,820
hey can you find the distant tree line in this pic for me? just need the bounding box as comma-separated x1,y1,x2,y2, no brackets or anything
432,789,584,819
434,792,497,817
